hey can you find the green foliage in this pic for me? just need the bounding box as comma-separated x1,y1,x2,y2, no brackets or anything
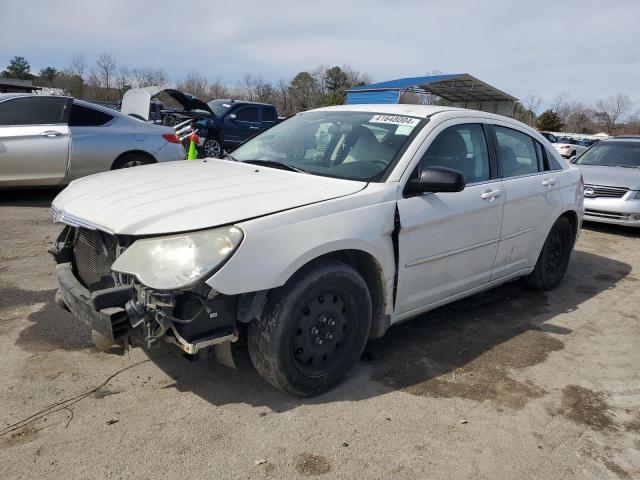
289,71,318,111
1,55,33,79
38,66,58,82
536,109,564,131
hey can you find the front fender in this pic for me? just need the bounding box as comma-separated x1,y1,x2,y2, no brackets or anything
205,185,397,297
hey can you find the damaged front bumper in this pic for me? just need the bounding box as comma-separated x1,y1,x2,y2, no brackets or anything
50,227,241,364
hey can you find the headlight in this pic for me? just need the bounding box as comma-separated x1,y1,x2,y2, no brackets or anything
632,191,640,200
112,226,243,290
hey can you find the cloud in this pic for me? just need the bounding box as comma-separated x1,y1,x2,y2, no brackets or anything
1,0,639,109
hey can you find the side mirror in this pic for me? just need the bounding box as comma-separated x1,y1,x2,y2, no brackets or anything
406,166,466,195
228,113,237,120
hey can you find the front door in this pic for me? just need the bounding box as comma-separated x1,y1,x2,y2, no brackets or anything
395,121,504,318
223,106,261,147
0,96,71,187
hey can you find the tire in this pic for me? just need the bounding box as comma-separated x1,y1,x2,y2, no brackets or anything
248,259,372,396
112,153,154,169
570,150,576,158
523,216,574,290
202,137,223,158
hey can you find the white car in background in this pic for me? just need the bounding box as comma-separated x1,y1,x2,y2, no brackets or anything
0,94,186,188
50,104,583,396
552,137,589,159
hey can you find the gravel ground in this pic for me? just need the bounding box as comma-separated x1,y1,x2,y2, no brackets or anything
1,190,639,479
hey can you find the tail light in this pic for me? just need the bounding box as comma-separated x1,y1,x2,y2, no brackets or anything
162,133,180,144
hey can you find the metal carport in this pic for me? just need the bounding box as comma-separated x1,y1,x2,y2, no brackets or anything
346,73,518,117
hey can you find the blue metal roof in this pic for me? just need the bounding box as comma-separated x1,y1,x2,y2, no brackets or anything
345,73,517,107
348,74,464,91
345,90,400,104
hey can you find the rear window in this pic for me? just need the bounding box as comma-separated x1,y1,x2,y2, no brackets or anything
262,107,277,122
0,96,68,126
235,107,260,122
574,141,640,167
69,104,114,127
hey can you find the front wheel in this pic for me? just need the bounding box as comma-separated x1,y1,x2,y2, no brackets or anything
523,216,574,290
248,260,372,396
202,137,223,158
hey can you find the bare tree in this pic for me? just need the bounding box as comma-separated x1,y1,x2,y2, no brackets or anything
550,91,571,125
117,65,130,93
95,53,117,101
176,71,208,99
594,94,632,135
70,54,87,97
277,78,291,115
565,102,595,134
207,79,230,100
523,93,542,126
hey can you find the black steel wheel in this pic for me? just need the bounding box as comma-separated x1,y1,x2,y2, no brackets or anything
523,216,574,290
248,259,372,396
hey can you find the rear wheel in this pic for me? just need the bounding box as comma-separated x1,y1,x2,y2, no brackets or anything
523,216,574,290
248,260,372,396
113,153,154,169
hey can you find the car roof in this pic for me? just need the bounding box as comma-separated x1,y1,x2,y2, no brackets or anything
0,92,73,102
312,103,462,119
211,99,274,107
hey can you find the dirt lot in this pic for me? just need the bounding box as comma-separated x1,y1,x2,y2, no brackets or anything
1,190,639,479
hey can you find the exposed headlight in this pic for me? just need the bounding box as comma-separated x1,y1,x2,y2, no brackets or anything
112,226,243,290
632,190,640,200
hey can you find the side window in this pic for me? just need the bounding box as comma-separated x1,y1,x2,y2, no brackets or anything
494,126,540,177
68,104,114,127
235,107,260,122
417,123,490,183
261,108,276,122
0,96,68,126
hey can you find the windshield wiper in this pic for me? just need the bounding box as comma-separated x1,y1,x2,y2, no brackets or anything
615,165,640,169
243,159,309,173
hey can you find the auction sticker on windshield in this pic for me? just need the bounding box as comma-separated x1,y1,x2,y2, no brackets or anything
369,114,421,127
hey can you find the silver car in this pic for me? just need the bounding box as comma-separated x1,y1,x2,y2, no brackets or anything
572,136,640,226
0,94,186,188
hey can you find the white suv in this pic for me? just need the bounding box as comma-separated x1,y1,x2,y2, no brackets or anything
50,104,584,396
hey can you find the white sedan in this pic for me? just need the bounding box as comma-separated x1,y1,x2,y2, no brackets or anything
552,138,589,159
50,104,583,396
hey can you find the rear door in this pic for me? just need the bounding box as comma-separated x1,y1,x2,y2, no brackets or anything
223,106,261,146
395,120,505,317
67,102,117,178
260,106,278,130
489,124,564,279
0,96,71,186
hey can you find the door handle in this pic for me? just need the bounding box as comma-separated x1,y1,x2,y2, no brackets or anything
249,126,260,130
40,131,62,138
481,189,502,200
542,178,557,187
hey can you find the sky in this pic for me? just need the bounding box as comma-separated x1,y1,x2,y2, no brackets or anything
1,0,639,112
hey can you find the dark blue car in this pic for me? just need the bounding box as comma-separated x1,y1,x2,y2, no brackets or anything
197,99,279,157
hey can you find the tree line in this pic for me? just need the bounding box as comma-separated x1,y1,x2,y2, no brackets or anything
1,54,370,116
2,54,638,134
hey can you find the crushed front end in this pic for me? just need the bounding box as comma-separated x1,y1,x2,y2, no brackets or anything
49,225,242,364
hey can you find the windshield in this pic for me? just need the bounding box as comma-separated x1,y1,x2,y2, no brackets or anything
231,111,422,181
574,141,640,167
208,100,232,117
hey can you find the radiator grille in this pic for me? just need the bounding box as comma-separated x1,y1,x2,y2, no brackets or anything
71,228,118,291
584,184,629,198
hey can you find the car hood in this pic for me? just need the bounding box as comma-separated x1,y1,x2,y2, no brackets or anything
576,164,640,190
51,160,366,236
120,87,213,121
